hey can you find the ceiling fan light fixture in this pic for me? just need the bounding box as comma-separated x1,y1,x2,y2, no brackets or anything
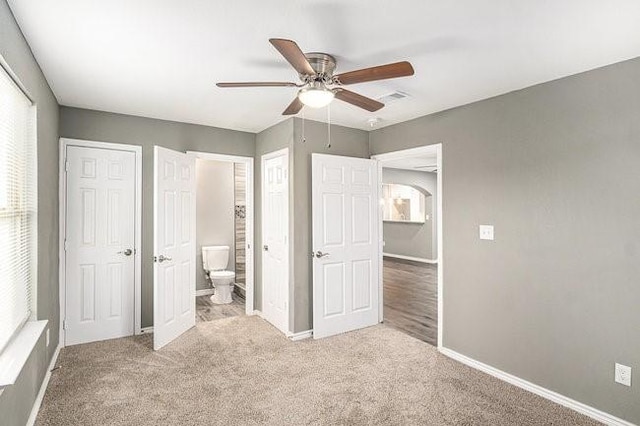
216,38,415,115
298,86,335,108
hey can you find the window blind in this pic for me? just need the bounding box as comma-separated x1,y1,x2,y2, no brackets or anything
0,64,37,353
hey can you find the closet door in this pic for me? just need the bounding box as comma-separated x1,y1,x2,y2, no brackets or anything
261,148,289,334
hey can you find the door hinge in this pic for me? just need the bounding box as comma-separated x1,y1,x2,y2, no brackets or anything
64,239,68,251
65,161,70,172
62,319,67,330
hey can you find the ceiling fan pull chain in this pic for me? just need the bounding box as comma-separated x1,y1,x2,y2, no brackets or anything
302,109,306,143
326,104,331,149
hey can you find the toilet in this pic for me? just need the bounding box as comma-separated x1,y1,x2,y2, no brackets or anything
202,245,236,304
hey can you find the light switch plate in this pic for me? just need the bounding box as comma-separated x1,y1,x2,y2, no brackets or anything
615,363,632,387
479,225,494,240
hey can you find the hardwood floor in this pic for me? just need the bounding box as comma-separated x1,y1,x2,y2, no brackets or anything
196,293,245,323
383,257,438,346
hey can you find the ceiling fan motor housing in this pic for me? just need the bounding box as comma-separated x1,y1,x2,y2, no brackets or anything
303,52,337,83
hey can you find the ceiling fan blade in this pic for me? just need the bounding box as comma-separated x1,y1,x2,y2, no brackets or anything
283,97,304,115
334,89,384,112
216,82,299,88
335,61,415,85
269,38,315,76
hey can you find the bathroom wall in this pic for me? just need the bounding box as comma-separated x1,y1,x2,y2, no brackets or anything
234,163,247,287
382,168,437,260
196,159,235,290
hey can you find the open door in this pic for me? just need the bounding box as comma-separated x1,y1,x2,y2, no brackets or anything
312,154,379,339
153,146,196,350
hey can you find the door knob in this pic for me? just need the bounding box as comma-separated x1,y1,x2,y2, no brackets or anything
118,248,133,256
155,254,172,263
263,245,269,251
315,251,330,258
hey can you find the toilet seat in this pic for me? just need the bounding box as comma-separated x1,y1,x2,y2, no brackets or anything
210,270,235,279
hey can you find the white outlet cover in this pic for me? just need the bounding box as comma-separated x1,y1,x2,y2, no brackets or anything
479,225,494,241
615,363,632,387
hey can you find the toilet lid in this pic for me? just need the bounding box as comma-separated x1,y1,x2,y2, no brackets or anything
210,270,235,279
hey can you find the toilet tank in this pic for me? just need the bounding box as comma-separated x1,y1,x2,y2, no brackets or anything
202,246,229,271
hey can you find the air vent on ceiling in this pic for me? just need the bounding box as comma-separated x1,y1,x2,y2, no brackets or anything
376,91,410,104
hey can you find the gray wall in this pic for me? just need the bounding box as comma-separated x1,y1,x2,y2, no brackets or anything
382,168,437,260
59,107,255,327
0,1,60,425
195,159,235,290
292,118,369,332
254,119,295,315
370,57,640,423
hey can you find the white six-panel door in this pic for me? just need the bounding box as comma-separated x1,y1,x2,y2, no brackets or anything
65,146,136,346
312,154,379,339
153,146,196,350
261,149,289,334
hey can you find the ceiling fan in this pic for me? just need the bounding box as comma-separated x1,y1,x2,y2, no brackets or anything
216,38,415,115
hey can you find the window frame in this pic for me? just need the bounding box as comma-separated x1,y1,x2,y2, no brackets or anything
0,56,40,372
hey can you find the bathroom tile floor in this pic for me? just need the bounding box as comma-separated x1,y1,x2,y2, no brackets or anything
196,293,245,323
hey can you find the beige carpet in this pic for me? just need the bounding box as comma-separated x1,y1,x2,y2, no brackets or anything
37,316,598,425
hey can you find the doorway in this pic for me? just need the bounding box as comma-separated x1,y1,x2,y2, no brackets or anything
59,138,142,347
188,151,255,322
373,144,443,348
152,148,254,350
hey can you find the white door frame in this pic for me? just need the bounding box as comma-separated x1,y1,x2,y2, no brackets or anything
371,143,443,349
260,147,290,334
186,151,255,314
58,138,143,347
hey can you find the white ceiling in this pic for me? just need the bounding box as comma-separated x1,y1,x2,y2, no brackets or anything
8,1,640,133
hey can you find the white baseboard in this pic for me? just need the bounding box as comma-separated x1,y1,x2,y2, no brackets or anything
139,326,154,334
383,253,438,264
26,344,61,426
288,330,313,341
195,288,214,296
439,347,634,426
250,310,265,319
